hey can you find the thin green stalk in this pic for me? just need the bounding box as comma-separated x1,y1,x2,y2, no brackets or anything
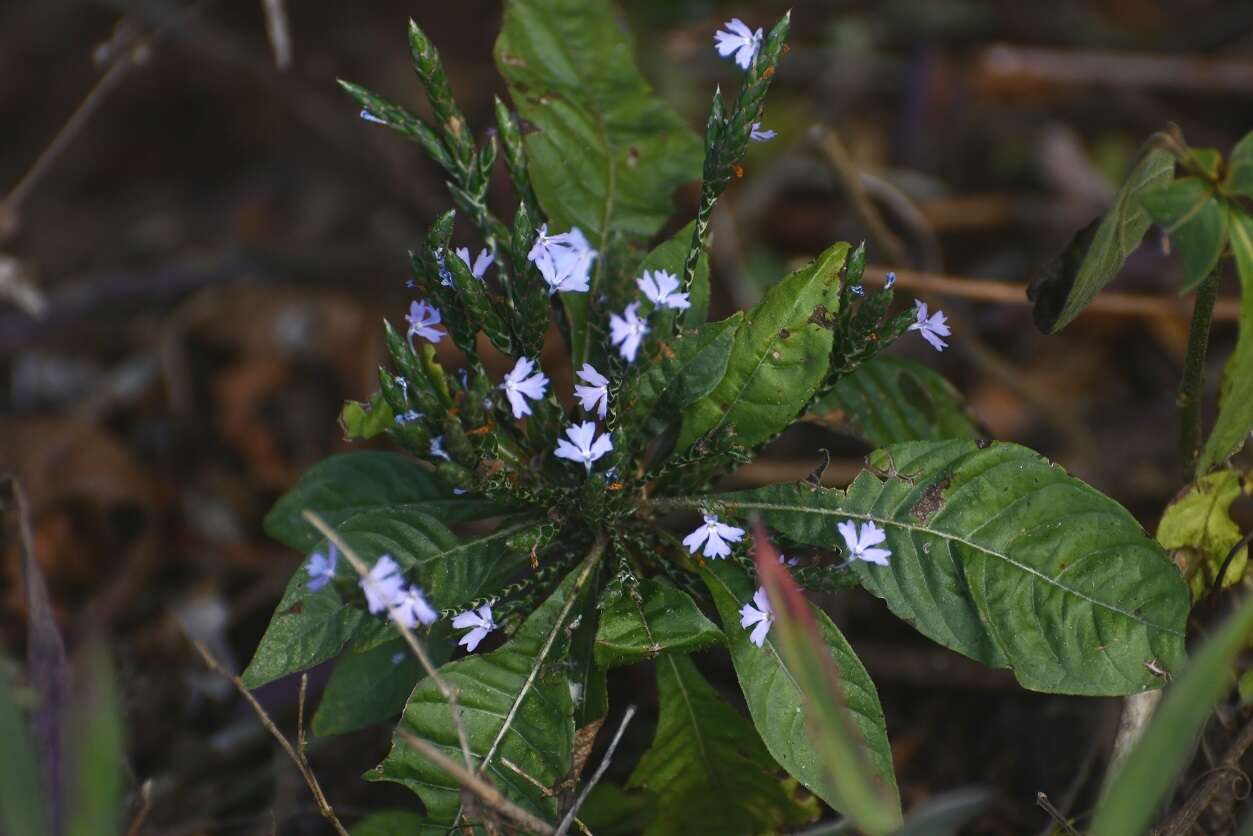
1178,271,1217,471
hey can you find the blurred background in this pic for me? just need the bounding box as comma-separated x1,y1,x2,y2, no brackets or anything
2,0,1252,832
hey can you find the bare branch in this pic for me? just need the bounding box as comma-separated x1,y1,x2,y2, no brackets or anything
187,639,349,836
555,705,638,836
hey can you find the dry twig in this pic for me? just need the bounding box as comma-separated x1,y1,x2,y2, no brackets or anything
862,266,1241,322
554,705,638,836
187,639,349,836
395,730,557,835
1158,712,1253,836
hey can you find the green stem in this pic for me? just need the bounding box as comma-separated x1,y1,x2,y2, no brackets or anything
1178,271,1218,471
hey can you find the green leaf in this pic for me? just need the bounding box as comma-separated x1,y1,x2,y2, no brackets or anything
0,660,48,836
314,632,454,737
812,355,981,446
637,221,711,325
350,810,444,836
372,553,603,825
340,394,394,440
1156,471,1249,600
702,560,900,818
707,440,1191,695
626,654,820,835
1090,593,1253,836
67,645,123,836
623,313,740,442
494,0,700,245
593,577,723,668
1224,130,1253,199
678,242,849,451
265,452,508,553
1140,176,1228,291
751,535,902,834
1198,211,1253,472
494,0,702,367
568,559,609,728
1030,145,1174,333
244,512,537,687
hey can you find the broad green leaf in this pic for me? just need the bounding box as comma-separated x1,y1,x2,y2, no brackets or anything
1140,176,1228,291
494,0,702,366
1224,130,1253,199
626,654,820,835
350,811,443,836
313,632,453,737
1198,211,1253,472
751,535,902,833
494,0,700,244
1156,470,1249,600
812,355,981,446
372,554,602,825
0,661,48,836
1030,146,1174,333
593,577,723,668
623,313,741,440
1090,593,1253,836
265,452,507,552
339,394,394,440
243,512,537,687
67,645,123,836
637,221,711,325
708,440,1190,695
702,560,899,817
678,242,849,451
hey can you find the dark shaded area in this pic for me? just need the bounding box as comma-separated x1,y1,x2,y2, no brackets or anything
2,0,1252,833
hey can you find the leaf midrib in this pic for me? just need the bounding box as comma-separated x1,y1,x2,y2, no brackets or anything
706,496,1185,637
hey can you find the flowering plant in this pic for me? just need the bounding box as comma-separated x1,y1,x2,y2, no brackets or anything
240,1,1228,832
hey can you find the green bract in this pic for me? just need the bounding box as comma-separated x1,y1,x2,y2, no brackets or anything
247,1,1196,831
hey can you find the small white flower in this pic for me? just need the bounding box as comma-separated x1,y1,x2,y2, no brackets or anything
739,587,774,647
714,18,763,70
637,269,690,311
305,543,338,592
554,421,614,472
908,300,950,352
455,246,493,280
360,109,387,125
609,302,650,363
390,585,439,629
405,300,445,345
682,514,745,559
750,122,777,142
837,520,892,566
573,363,610,419
501,356,549,419
361,556,405,614
777,552,800,567
884,271,896,289
451,604,497,652
528,225,596,294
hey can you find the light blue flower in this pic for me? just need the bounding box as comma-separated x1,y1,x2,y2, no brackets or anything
501,357,549,419
714,18,762,70
554,421,613,472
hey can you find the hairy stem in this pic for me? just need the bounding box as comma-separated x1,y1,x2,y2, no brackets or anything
1178,271,1217,471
